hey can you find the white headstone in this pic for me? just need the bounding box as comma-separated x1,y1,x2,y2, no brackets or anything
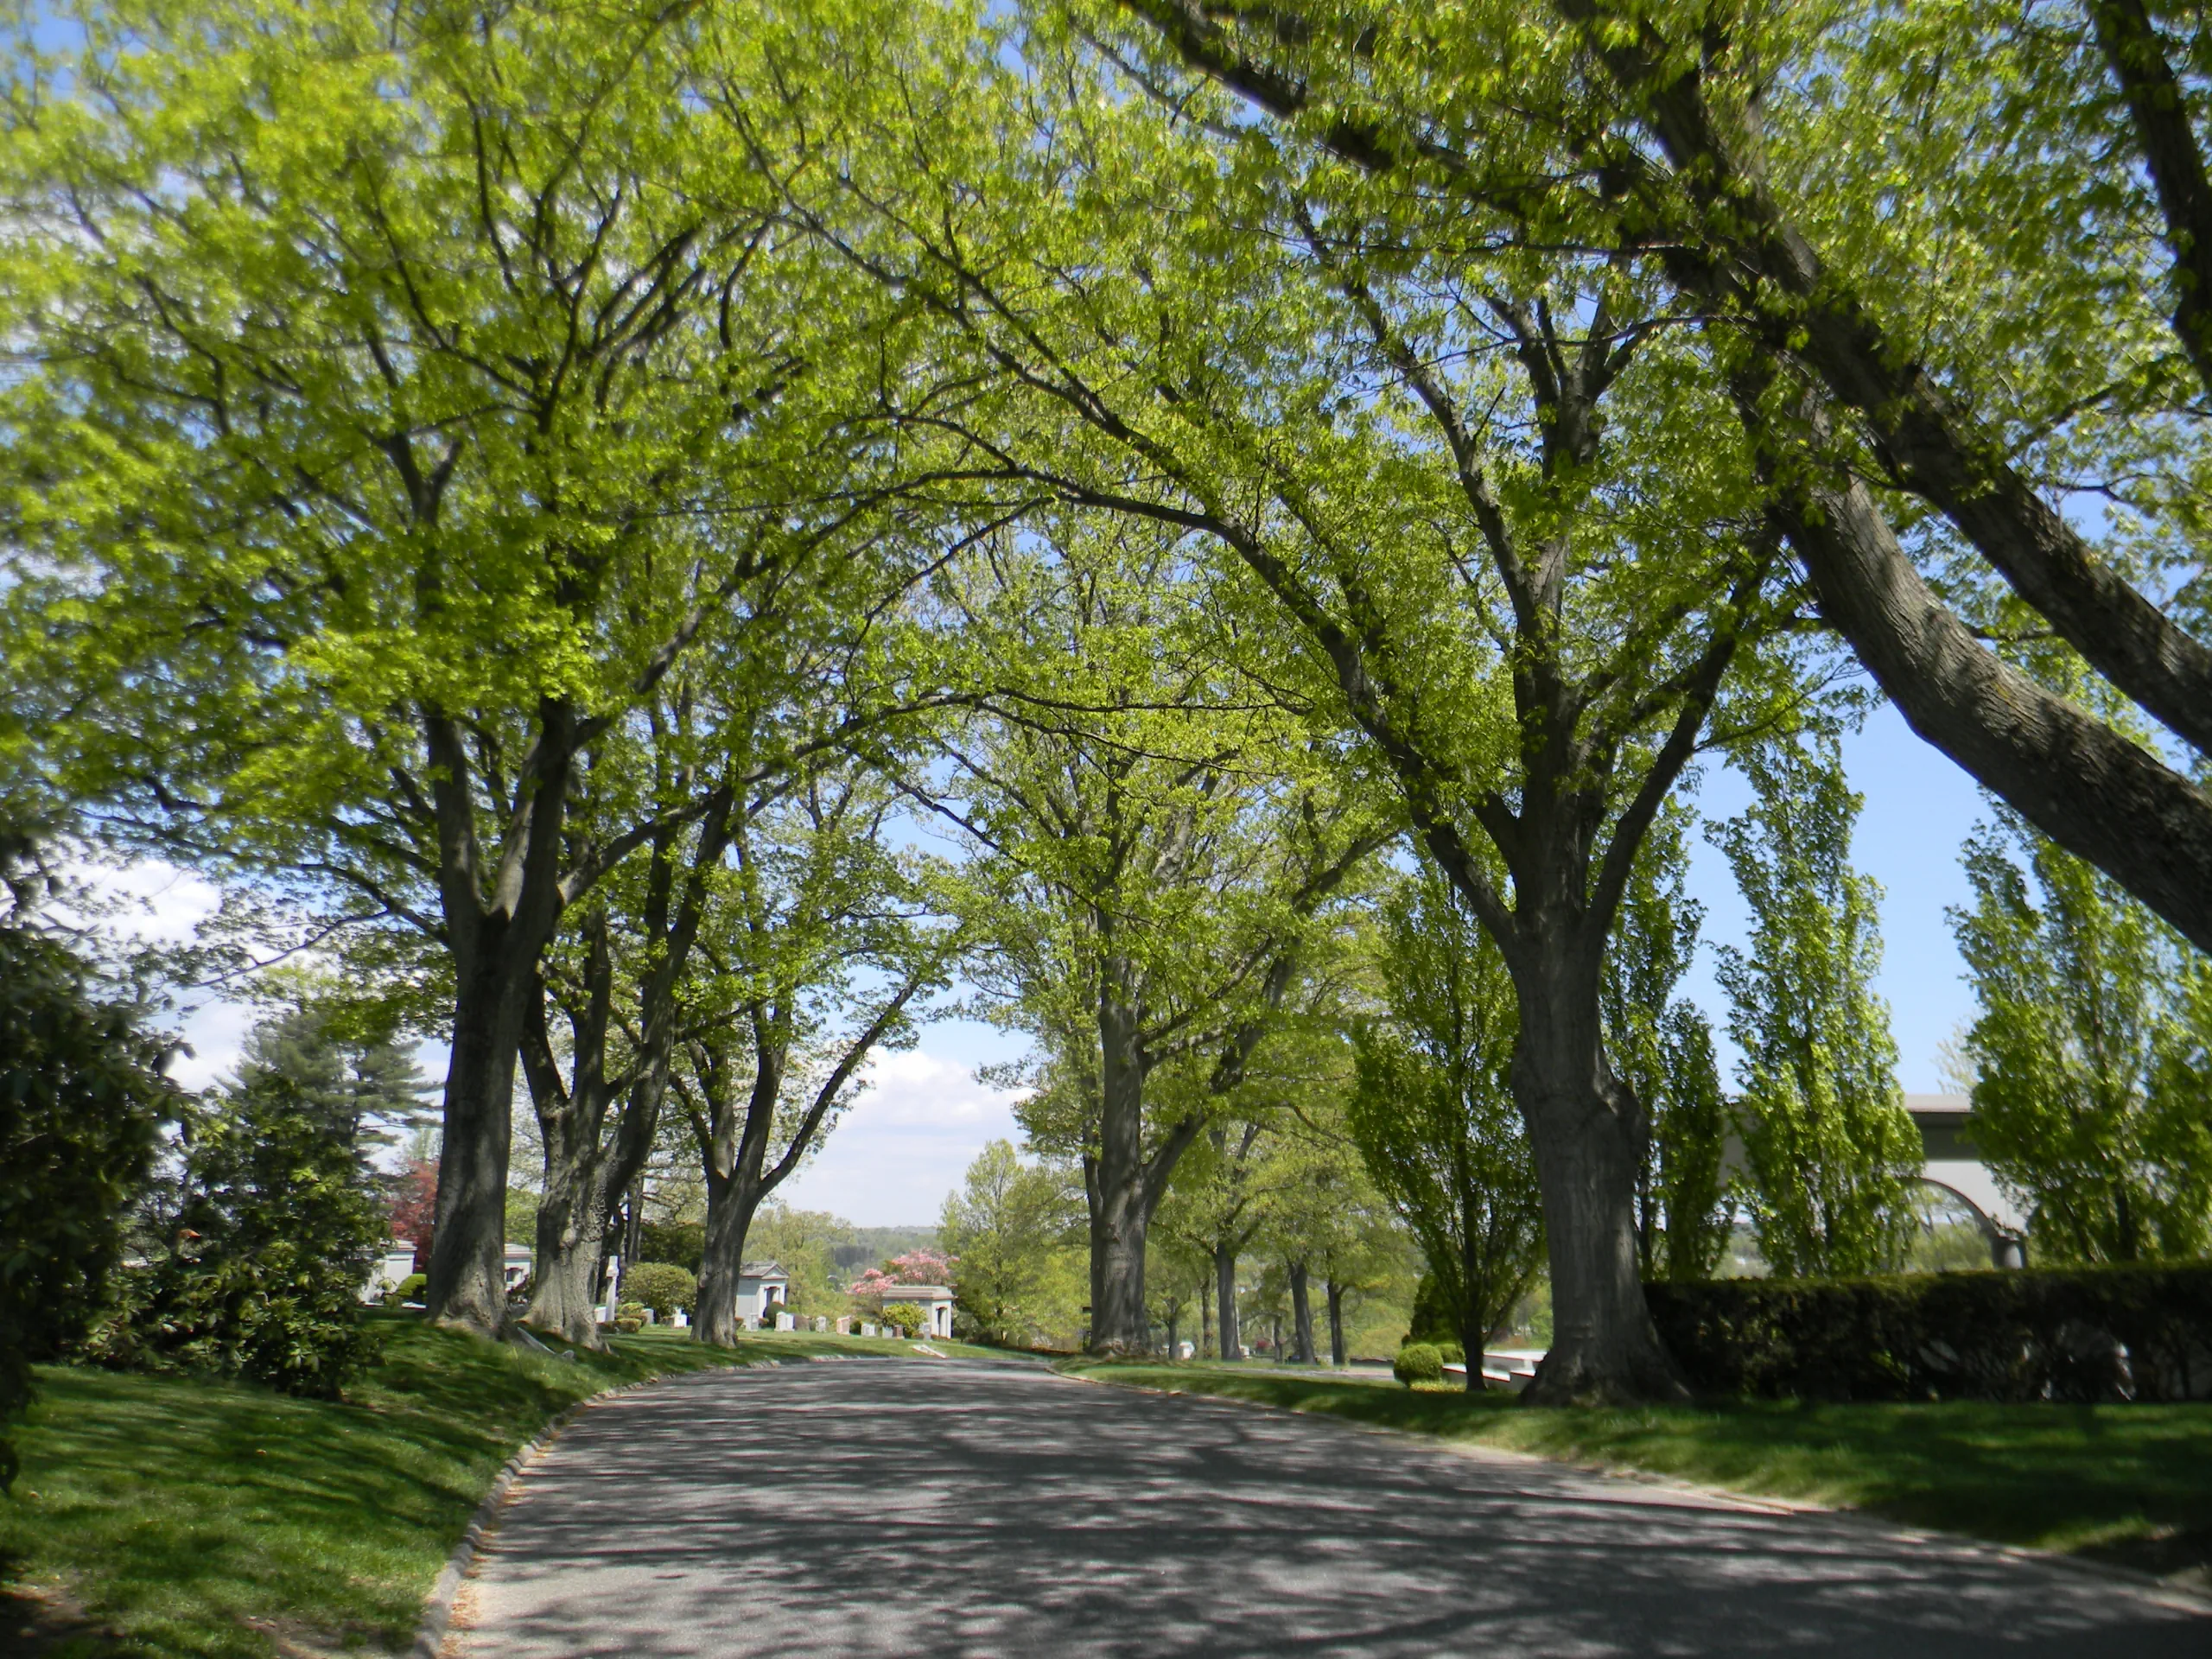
776,1311,795,1332
672,1310,689,1328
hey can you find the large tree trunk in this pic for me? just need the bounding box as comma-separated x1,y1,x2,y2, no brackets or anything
1214,1241,1240,1362
696,1170,770,1348
1288,1261,1315,1364
695,1047,784,1348
520,922,617,1350
1325,1279,1346,1369
1087,988,1154,1354
1511,957,1682,1404
527,1170,603,1349
424,950,529,1336
1198,1274,1213,1359
423,699,576,1338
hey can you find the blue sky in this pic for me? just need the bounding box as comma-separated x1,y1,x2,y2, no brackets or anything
1681,700,1987,1099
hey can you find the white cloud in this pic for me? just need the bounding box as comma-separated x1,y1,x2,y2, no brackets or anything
775,1036,1032,1227
162,996,258,1093
61,856,224,946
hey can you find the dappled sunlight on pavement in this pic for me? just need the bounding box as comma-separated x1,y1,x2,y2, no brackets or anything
448,1361,2207,1657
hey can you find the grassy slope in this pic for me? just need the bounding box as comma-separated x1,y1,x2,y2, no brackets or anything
0,1315,994,1658
1064,1362,2212,1582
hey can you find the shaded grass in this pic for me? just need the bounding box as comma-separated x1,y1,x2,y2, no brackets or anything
0,1313,980,1657
1065,1361,2212,1582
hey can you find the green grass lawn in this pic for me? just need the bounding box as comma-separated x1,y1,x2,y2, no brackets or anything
1064,1361,2212,1584
0,1313,984,1657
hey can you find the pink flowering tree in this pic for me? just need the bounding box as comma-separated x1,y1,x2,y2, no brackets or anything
886,1248,952,1283
847,1249,955,1313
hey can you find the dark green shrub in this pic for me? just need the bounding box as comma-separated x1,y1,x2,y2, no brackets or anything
92,1071,388,1397
624,1262,696,1319
1405,1273,1456,1347
1647,1262,2212,1402
880,1301,925,1338
613,1301,645,1334
1394,1342,1445,1385
0,924,175,1487
385,1273,428,1306
639,1220,705,1275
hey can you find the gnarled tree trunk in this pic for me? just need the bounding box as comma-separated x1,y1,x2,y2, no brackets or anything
426,949,532,1337
1086,986,1152,1352
1510,936,1678,1403
423,699,577,1338
695,1045,785,1348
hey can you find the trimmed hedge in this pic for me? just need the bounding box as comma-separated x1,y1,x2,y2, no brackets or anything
1647,1262,2212,1403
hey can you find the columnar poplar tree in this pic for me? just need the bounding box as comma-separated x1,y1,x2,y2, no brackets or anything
1953,810,2212,1262
1601,812,1731,1282
1,1,941,1332
1712,738,1920,1278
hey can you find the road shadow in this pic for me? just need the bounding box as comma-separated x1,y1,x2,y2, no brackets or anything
455,1360,2209,1658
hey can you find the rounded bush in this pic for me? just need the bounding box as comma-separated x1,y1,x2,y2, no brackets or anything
623,1262,696,1319
386,1273,428,1306
1393,1342,1445,1385
880,1301,925,1338
613,1300,645,1334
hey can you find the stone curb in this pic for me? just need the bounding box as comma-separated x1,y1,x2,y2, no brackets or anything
409,1375,663,1659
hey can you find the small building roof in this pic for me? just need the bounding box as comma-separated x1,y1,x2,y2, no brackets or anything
873,1284,951,1299
738,1262,787,1281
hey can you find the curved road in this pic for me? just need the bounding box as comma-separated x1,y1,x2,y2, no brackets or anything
448,1359,2204,1657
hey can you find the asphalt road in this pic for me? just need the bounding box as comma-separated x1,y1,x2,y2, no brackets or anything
447,1358,2207,1658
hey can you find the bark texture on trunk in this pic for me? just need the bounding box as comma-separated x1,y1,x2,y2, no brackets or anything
1289,1261,1314,1364
1553,3,2212,949
425,953,530,1337
1214,1242,1240,1361
694,1045,784,1348
1325,1280,1346,1369
1086,1170,1153,1355
696,1173,771,1348
1513,955,1682,1404
1552,0,2212,766
519,918,617,1350
423,699,577,1338
2091,0,2212,397
1087,988,1154,1354
1082,972,1212,1357
1198,1276,1213,1359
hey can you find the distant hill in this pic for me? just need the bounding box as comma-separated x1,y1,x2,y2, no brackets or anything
830,1225,940,1280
